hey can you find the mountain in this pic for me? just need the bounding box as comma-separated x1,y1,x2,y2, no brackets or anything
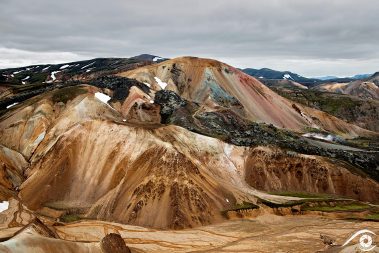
315,74,372,81
242,68,373,87
314,75,339,81
122,57,372,136
369,71,379,86
242,68,319,86
351,73,372,79
316,79,379,100
0,57,154,110
0,56,379,252
131,54,168,62
271,87,379,132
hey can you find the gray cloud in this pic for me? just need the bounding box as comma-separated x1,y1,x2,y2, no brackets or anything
0,0,378,76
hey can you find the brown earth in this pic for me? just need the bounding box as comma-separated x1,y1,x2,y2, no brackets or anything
245,147,379,202
1,216,378,253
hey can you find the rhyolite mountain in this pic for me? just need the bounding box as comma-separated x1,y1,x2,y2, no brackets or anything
315,72,379,100
256,71,379,131
0,56,378,252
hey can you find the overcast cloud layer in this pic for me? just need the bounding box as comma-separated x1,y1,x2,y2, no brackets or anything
1,0,378,76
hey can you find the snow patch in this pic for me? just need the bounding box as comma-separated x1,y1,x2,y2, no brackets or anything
224,144,233,157
86,68,93,73
226,199,229,203
50,71,61,81
12,70,22,75
143,82,151,87
22,76,30,81
21,81,26,84
302,133,335,142
95,92,111,104
0,201,9,212
81,62,95,69
59,64,70,70
283,73,293,80
34,132,45,144
6,102,18,109
42,66,50,71
154,77,168,89
153,56,163,62
259,76,264,79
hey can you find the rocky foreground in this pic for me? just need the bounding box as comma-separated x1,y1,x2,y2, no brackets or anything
0,215,378,252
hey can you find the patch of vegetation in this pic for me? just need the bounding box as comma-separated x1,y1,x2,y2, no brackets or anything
221,201,259,217
344,137,379,151
311,92,360,114
257,196,354,209
365,213,379,221
269,191,335,199
231,202,259,211
258,198,307,208
60,214,82,223
302,203,371,212
271,87,379,132
52,86,87,103
345,212,379,222
273,88,363,115
9,82,49,92
29,72,49,83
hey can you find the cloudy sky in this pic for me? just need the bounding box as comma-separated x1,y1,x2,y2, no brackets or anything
1,0,378,77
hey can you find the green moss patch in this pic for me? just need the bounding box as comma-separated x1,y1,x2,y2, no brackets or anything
60,214,82,223
302,203,371,212
258,198,306,208
268,191,335,199
365,213,379,221
221,201,259,216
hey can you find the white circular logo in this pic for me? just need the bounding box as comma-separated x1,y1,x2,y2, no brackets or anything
360,234,375,251
343,229,376,252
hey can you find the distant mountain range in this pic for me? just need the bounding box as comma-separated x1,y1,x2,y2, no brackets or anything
241,68,319,86
315,74,372,81
241,67,374,86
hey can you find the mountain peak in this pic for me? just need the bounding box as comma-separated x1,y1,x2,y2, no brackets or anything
131,54,168,62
